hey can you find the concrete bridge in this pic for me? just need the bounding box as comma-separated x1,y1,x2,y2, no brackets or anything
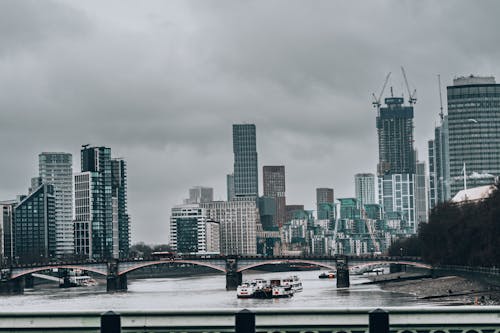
0,255,429,294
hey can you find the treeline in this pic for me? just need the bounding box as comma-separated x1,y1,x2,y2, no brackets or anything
129,242,173,259
389,183,500,267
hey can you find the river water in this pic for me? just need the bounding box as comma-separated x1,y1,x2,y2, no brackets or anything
0,270,431,311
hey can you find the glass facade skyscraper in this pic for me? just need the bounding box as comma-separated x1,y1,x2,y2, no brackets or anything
447,76,500,197
39,152,73,258
428,116,450,209
14,184,56,263
263,166,286,227
232,124,258,200
376,97,417,231
111,158,130,258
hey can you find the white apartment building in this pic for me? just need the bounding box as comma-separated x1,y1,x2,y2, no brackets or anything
201,201,258,255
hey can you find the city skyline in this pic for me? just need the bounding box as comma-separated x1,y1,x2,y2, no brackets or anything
2,1,500,243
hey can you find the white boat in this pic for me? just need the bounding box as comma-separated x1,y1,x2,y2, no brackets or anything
236,279,269,298
69,275,98,287
280,275,303,292
269,279,294,298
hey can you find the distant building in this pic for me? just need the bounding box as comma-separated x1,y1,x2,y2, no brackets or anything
428,116,451,209
355,173,376,212
285,205,304,222
258,196,276,230
170,204,219,254
447,76,500,197
226,174,235,201
186,186,214,204
415,161,428,225
316,188,334,220
38,152,74,258
263,166,286,227
75,146,130,259
0,200,17,264
201,200,258,255
111,158,130,258
14,184,56,263
376,97,417,231
233,124,258,200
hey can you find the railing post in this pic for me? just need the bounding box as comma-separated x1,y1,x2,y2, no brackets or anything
235,309,255,333
101,311,121,333
369,308,389,333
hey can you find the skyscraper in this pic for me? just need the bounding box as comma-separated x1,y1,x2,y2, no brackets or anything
226,174,235,201
0,200,17,264
316,188,334,220
14,184,56,263
39,152,73,258
377,97,415,175
263,166,286,227
447,76,500,197
233,124,258,200
354,173,376,212
187,186,214,204
111,158,130,258
428,116,450,209
376,97,417,231
75,146,129,259
415,162,428,225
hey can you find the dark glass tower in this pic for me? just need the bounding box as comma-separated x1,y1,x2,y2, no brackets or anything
80,146,113,259
111,158,130,259
233,124,258,199
14,184,56,263
263,166,286,227
316,188,334,220
376,97,415,176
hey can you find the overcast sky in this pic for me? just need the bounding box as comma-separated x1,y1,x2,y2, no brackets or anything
1,1,499,244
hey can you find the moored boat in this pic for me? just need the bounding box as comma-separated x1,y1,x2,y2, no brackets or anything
319,271,336,279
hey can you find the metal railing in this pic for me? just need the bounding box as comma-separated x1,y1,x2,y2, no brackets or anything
1,307,500,332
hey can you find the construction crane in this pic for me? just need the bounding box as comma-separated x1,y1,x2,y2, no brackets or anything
401,66,417,105
372,72,391,116
438,74,444,121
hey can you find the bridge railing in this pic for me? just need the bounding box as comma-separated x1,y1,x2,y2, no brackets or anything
1,307,500,333
436,264,500,276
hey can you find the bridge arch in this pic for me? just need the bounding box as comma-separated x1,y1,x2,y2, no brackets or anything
118,260,227,275
237,259,336,272
11,265,108,280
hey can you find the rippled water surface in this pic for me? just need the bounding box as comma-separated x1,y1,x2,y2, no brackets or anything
0,270,430,310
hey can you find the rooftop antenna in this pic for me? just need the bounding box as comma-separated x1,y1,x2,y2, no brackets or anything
401,66,417,105
438,74,444,121
372,72,391,116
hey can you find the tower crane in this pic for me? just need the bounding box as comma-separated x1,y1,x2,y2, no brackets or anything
401,66,417,105
372,72,391,116
438,74,444,121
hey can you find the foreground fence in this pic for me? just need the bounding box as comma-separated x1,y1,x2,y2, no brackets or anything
1,307,500,332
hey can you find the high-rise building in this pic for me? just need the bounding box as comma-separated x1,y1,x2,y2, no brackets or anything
376,97,417,231
75,146,129,259
233,124,258,200
186,186,214,204
258,196,276,230
263,166,286,227
415,161,428,226
285,204,304,223
38,152,74,258
354,173,376,212
201,200,258,255
226,174,235,201
377,97,415,175
170,204,219,254
316,188,334,220
447,76,500,197
111,158,130,258
0,200,17,264
14,184,56,263
428,116,450,209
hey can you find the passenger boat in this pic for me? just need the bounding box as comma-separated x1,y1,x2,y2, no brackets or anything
236,278,269,298
237,277,296,299
319,271,336,279
281,275,303,292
